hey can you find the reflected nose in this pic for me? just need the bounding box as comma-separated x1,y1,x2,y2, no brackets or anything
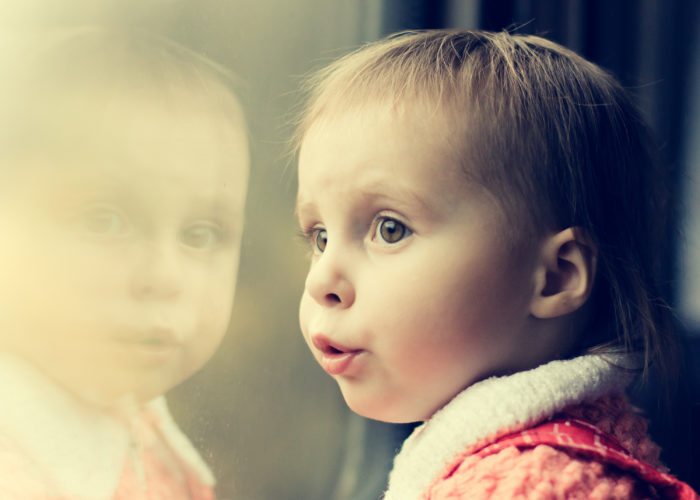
130,241,183,300
304,249,355,308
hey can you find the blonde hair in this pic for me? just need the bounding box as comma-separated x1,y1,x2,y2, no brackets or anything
296,29,675,380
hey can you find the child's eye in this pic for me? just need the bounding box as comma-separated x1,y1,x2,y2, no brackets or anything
78,207,127,235
180,223,223,250
296,225,327,254
374,217,411,244
313,228,328,253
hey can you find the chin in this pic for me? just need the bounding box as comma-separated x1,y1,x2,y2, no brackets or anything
76,379,174,410
343,392,426,424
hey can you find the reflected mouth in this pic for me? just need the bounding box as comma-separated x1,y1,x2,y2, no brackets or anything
114,328,182,353
136,335,178,347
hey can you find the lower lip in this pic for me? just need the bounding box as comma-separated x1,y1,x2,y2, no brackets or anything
117,341,179,363
319,350,363,376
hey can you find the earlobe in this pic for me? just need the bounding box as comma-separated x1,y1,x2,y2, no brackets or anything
530,227,597,319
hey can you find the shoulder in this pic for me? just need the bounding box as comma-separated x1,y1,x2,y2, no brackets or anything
423,394,668,500
426,443,657,500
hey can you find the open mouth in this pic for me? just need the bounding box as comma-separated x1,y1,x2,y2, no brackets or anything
311,334,364,375
311,334,358,356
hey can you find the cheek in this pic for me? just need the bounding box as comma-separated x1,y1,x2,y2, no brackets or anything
366,252,526,353
192,268,237,330
0,258,124,335
298,292,315,340
21,241,132,308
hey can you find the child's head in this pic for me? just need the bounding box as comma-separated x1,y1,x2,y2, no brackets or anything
0,27,249,407
295,30,671,423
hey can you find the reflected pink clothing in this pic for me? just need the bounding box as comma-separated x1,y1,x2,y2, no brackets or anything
0,355,216,500
2,420,214,500
384,355,698,500
111,407,216,500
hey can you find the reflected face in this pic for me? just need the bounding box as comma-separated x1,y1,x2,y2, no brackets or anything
297,105,539,423
0,101,248,406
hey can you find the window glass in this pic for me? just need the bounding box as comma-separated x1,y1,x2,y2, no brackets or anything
0,2,382,499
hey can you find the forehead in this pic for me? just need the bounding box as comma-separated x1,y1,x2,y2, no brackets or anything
106,89,248,165
18,81,246,165
297,103,483,216
303,100,460,167
4,92,249,216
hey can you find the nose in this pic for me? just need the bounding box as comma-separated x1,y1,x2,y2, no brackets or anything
304,248,355,308
129,241,183,300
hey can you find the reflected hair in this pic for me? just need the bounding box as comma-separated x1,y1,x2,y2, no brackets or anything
0,25,247,160
295,29,674,381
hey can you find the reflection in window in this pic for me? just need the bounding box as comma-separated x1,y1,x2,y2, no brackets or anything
0,2,387,499
0,23,248,499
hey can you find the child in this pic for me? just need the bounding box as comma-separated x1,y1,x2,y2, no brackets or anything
294,30,698,499
0,27,248,499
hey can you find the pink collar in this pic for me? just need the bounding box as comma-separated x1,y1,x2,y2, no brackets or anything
385,354,633,499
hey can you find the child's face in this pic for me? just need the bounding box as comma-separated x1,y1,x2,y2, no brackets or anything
0,100,248,407
297,105,541,423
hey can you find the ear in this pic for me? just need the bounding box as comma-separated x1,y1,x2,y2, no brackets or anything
530,227,597,319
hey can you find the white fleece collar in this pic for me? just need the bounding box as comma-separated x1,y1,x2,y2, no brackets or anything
0,354,129,498
384,354,633,499
0,354,214,498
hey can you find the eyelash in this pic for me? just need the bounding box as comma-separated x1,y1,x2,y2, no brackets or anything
69,204,233,251
74,205,130,237
298,214,412,255
371,215,412,245
298,226,327,254
180,222,229,251
297,227,317,245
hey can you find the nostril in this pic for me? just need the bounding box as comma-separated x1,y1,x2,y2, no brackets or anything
326,293,341,303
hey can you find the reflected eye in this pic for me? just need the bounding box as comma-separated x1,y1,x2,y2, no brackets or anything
79,207,127,235
181,224,223,250
375,218,410,244
314,229,327,253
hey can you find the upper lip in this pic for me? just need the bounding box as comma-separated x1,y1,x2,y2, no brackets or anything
311,334,362,355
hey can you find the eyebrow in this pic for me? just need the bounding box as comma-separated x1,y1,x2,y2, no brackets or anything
294,196,314,219
295,182,435,220
361,188,433,214
58,172,245,218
